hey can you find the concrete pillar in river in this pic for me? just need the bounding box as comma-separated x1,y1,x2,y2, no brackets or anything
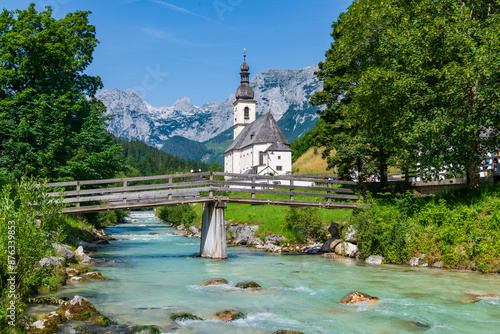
200,201,227,259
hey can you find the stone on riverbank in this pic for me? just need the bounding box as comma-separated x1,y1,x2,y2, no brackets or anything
334,242,359,258
328,222,341,239
233,224,259,245
75,246,93,264
170,312,203,321
264,234,286,245
211,309,245,322
39,257,64,267
27,317,58,334
235,281,261,289
84,271,110,280
339,292,379,305
36,311,65,323
53,244,76,261
197,277,228,286
247,237,264,247
65,267,80,277
58,296,100,320
303,243,323,254
273,330,305,334
344,225,357,242
365,255,384,265
321,238,342,252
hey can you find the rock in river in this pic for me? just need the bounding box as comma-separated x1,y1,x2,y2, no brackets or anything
197,277,228,286
339,292,379,305
273,331,305,334
58,295,100,320
211,309,245,322
170,312,203,321
235,281,261,289
365,255,384,265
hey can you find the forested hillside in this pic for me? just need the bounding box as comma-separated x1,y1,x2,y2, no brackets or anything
114,136,209,176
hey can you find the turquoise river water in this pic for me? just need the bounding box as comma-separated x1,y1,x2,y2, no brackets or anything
37,211,500,333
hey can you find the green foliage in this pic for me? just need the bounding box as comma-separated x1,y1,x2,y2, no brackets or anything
0,177,65,328
284,207,328,243
0,4,123,181
81,209,128,228
157,204,197,227
114,136,208,176
290,124,318,162
311,0,500,187
352,184,500,272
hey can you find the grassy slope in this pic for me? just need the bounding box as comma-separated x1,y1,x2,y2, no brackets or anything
292,147,332,175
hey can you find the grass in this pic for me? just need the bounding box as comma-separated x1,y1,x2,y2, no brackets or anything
292,147,332,175
192,197,353,242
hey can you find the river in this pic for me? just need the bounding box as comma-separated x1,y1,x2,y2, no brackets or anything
32,211,500,333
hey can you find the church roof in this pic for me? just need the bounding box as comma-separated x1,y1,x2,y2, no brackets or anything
224,113,291,153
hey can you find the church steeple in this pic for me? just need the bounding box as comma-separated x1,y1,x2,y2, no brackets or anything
235,50,254,100
233,49,256,138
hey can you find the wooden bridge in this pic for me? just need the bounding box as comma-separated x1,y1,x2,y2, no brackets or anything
45,172,359,260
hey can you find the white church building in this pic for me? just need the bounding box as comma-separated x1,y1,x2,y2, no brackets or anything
224,56,292,175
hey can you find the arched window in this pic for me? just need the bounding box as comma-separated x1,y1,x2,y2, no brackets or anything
244,106,249,119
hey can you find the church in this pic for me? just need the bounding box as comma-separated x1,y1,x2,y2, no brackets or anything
224,55,292,175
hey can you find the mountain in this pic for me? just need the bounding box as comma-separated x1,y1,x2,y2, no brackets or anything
97,64,323,160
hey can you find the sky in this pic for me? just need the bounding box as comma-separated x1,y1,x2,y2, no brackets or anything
1,0,352,106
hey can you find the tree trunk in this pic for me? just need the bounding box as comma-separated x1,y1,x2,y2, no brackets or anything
379,147,388,186
467,165,480,190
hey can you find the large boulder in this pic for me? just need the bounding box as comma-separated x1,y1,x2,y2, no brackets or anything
58,295,100,320
197,278,228,286
35,311,64,323
39,257,63,267
211,309,245,322
365,255,384,265
273,331,304,334
339,292,379,305
334,242,359,258
53,244,75,261
233,224,259,245
264,234,286,245
321,238,342,252
328,222,341,239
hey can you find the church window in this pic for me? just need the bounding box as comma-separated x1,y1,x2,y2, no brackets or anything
276,166,282,171
259,151,264,165
244,107,249,119
278,155,281,160
250,133,254,140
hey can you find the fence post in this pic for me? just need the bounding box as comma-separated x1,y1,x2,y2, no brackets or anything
123,180,127,203
290,179,294,201
251,177,256,198
209,172,213,198
76,181,80,208
327,179,331,203
168,176,173,200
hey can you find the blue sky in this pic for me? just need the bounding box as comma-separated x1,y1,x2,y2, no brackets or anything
2,0,352,106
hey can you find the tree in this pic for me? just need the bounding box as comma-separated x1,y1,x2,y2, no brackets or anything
0,3,123,181
311,0,500,188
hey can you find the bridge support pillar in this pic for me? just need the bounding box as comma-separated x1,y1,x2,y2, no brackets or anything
200,201,227,259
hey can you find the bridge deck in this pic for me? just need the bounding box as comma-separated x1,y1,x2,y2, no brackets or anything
44,172,361,213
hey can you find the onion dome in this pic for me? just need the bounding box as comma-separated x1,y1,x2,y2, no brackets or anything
235,51,254,100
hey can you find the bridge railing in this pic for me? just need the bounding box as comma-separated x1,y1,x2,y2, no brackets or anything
44,172,361,213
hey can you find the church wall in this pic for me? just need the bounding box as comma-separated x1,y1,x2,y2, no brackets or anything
267,151,292,175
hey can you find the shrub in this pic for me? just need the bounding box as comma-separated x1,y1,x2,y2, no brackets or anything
157,204,197,227
284,207,327,243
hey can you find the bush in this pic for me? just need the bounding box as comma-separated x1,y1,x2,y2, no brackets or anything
0,177,66,328
351,185,500,272
157,204,197,227
284,207,328,243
